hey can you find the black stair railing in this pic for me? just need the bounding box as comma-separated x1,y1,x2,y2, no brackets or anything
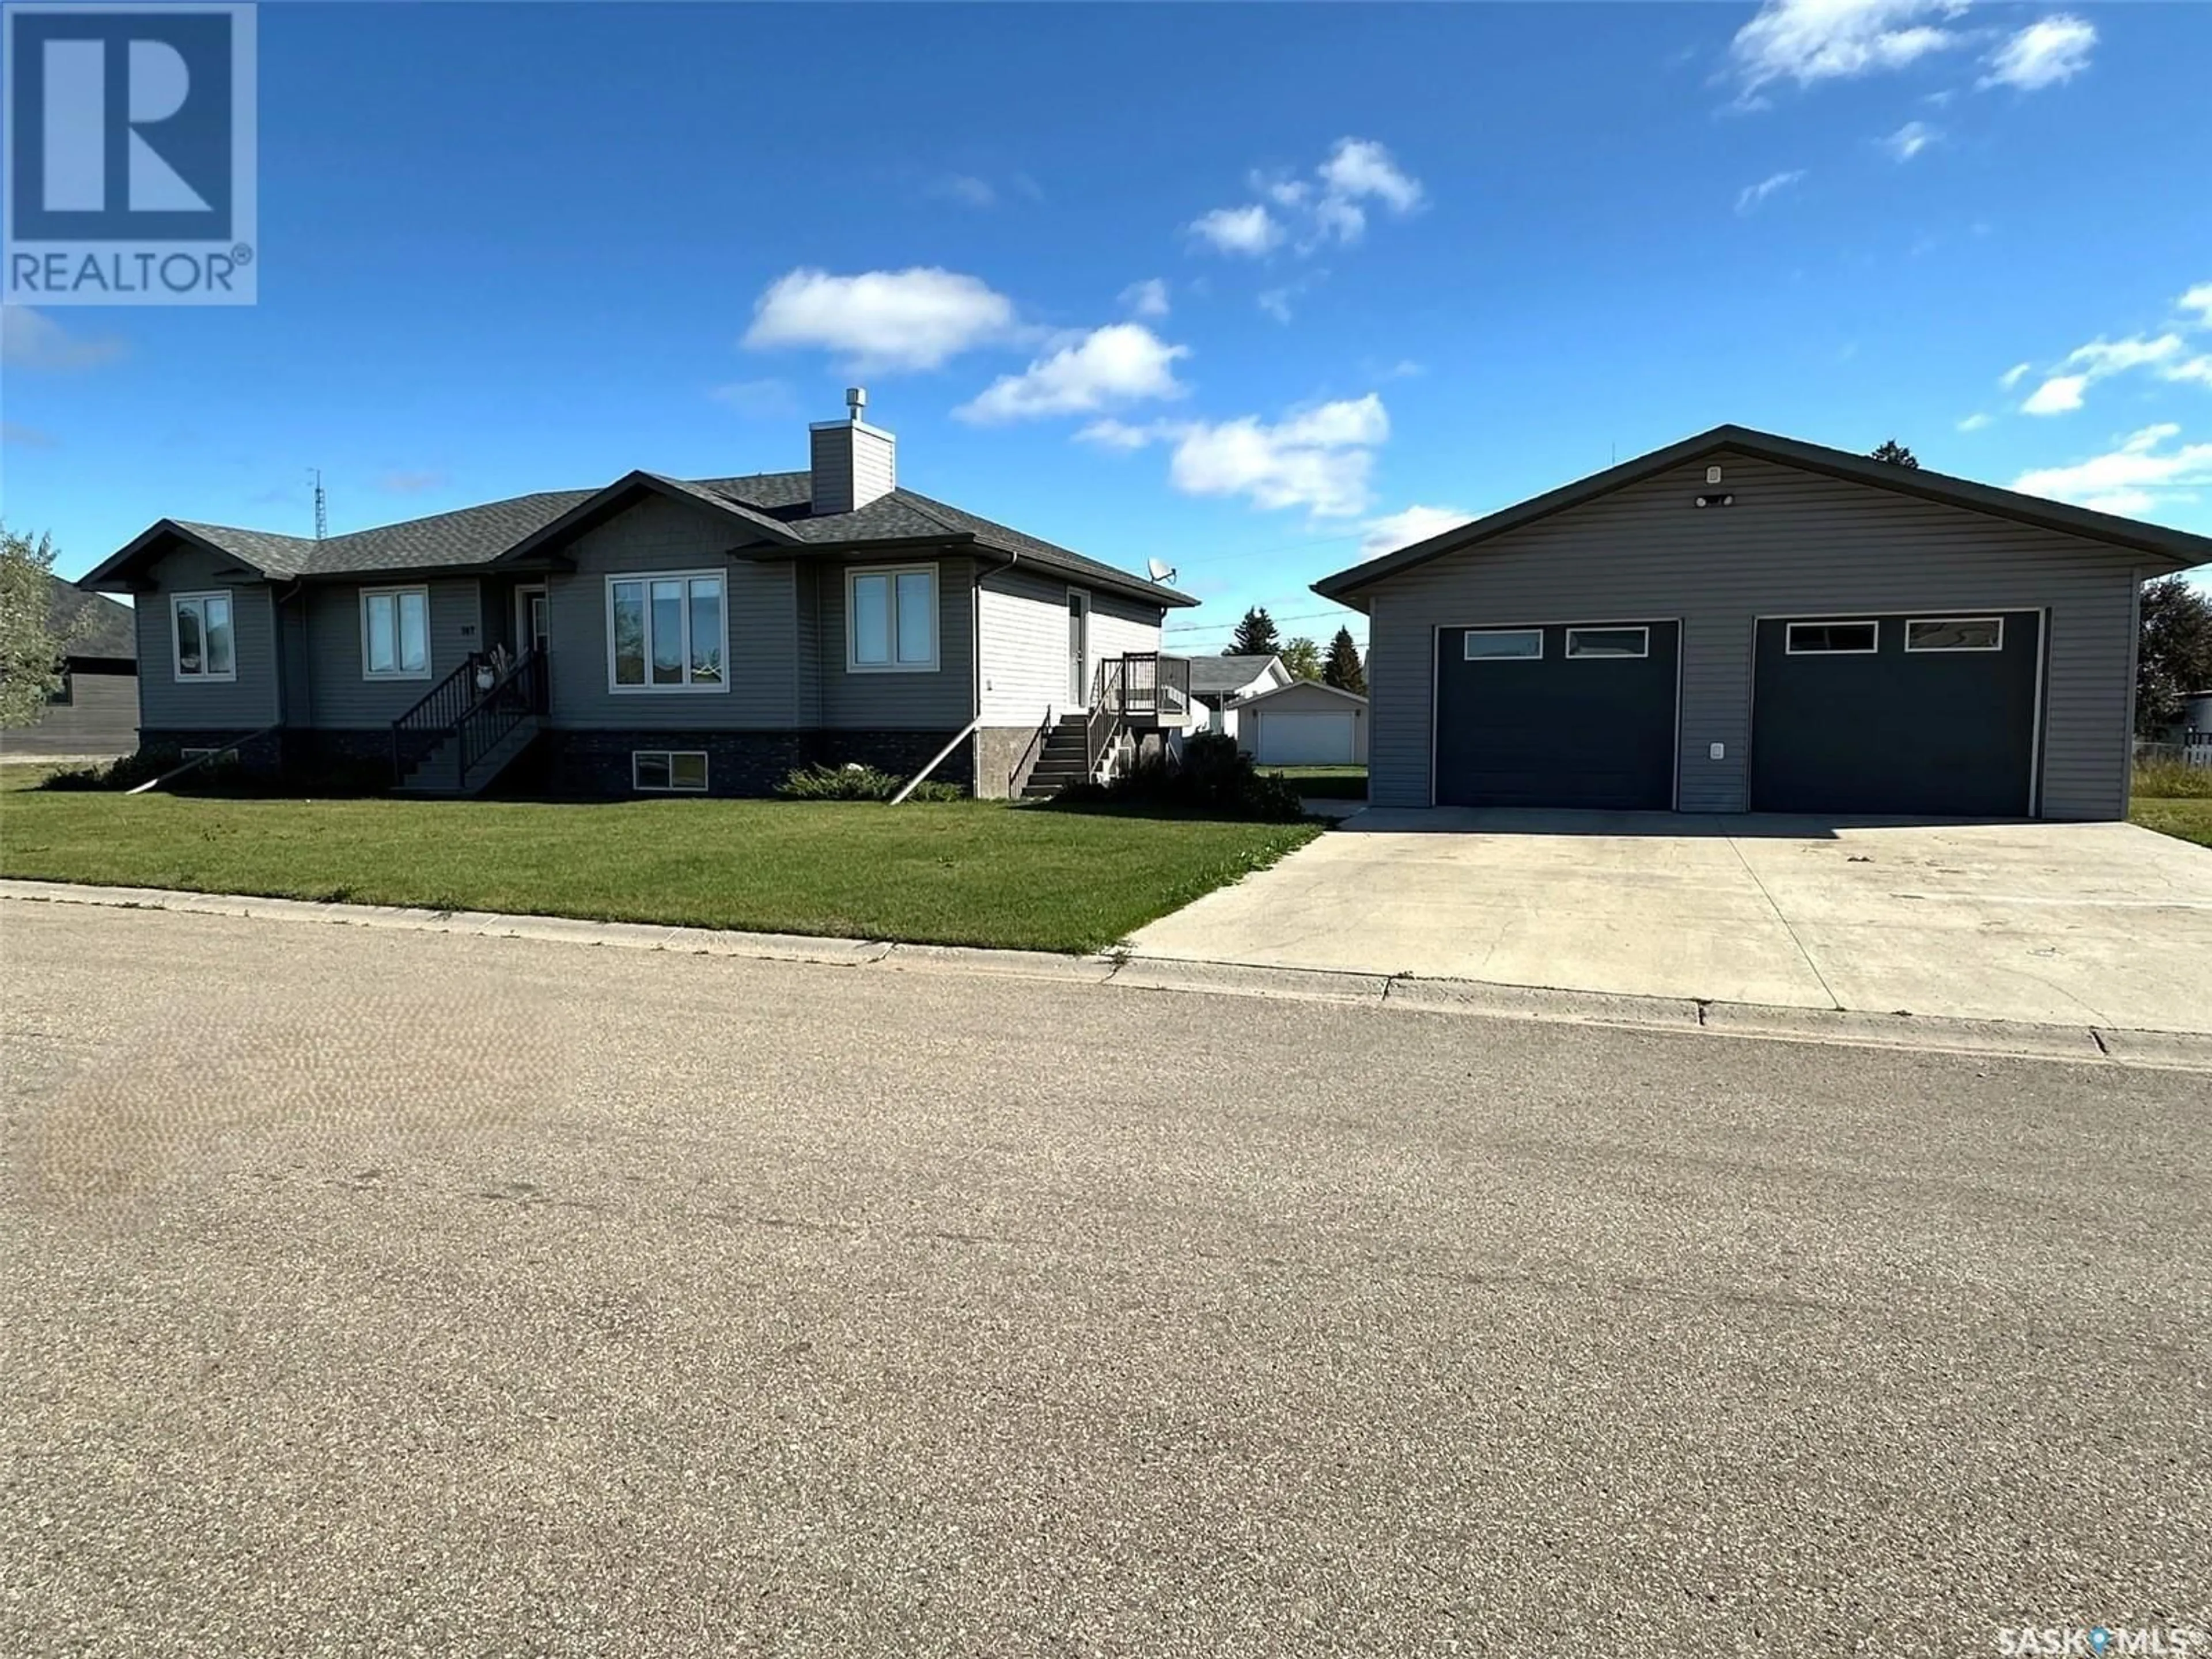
456,650,546,788
391,652,486,783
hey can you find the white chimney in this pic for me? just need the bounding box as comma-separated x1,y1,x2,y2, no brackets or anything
809,386,896,514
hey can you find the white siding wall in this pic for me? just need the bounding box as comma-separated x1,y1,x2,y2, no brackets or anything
978,566,1074,725
1361,450,2146,820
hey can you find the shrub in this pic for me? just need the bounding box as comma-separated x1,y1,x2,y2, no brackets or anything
39,749,169,792
1047,733,1308,823
776,762,964,804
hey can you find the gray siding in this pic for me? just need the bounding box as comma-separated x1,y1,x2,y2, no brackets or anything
813,555,976,730
1361,450,2145,820
544,495,798,730
2,669,138,755
979,564,1076,724
793,564,824,727
300,578,482,727
133,546,281,730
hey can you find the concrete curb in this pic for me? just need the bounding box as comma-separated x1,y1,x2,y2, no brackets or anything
6,878,2210,1073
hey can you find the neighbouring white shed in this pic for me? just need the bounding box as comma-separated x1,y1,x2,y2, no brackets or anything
1231,680,1369,766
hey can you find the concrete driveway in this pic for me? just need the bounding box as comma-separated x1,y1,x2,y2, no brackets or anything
1127,809,2212,1032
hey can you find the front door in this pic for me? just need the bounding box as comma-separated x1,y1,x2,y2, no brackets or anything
517,586,549,657
1067,590,1090,706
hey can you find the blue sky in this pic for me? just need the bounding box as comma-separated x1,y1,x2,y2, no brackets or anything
5,0,2210,651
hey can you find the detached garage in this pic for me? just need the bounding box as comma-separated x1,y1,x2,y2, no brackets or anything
1233,679,1369,766
1313,425,2212,821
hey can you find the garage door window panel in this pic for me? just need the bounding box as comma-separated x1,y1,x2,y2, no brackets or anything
1464,629,1542,661
1786,621,1879,654
1907,618,2003,652
1565,627,1649,660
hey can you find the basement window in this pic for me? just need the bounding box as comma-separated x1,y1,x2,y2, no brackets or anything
1785,620,1879,654
1906,617,2003,652
1463,628,1542,661
632,751,709,793
1566,627,1649,659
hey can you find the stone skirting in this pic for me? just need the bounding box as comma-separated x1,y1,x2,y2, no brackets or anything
137,728,286,775
542,729,972,798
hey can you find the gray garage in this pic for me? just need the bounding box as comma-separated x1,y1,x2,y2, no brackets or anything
1313,425,2212,821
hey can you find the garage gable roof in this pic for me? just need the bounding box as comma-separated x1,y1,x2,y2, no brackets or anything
1312,423,2212,605
1230,678,1368,710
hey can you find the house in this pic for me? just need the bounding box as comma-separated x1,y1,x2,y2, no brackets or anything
1186,654,1289,738
1312,423,2212,820
1233,679,1369,766
3,578,139,758
78,392,1198,798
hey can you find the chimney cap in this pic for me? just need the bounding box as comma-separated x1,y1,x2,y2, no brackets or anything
845,386,867,420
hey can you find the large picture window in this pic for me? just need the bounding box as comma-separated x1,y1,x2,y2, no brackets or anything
361,586,431,680
608,571,726,691
172,592,236,682
847,565,938,672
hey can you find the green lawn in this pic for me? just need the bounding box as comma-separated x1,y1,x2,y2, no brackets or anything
1257,764,1368,801
0,786,1320,953
2131,796,2212,849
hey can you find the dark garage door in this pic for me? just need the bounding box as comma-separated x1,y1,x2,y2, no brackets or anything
1434,621,1679,809
1751,611,2043,817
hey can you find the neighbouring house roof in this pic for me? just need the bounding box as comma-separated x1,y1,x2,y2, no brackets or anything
1231,679,1369,710
47,575,137,661
82,469,1196,608
1312,422,2212,607
1188,654,1284,697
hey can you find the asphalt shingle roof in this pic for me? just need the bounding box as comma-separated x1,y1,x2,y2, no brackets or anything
1187,654,1279,696
126,471,1192,605
47,577,137,659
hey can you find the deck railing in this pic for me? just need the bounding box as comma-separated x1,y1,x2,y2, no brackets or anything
455,650,547,787
1097,652,1191,725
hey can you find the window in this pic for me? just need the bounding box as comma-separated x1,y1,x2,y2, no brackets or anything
1907,617,2003,652
632,750,708,792
172,592,236,681
1464,628,1542,661
361,586,431,679
1785,620,1878,654
608,571,725,691
47,671,73,706
1566,627,1649,659
847,564,938,672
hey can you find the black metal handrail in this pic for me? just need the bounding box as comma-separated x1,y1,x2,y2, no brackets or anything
391,653,484,782
1009,706,1055,796
456,650,546,787
1084,660,1118,779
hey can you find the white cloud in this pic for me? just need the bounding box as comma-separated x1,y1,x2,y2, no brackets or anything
1257,288,1297,325
1317,138,1426,216
2065,334,2185,376
954,324,1189,424
1120,278,1170,319
1998,361,2033,390
2164,356,2212,387
1736,170,1806,214
1190,138,1425,261
1883,120,1939,161
1360,503,1475,559
1729,0,1967,98
2012,424,2212,512
1981,15,2097,92
2181,285,2212,328
1090,395,1392,518
1188,204,1283,257
2021,374,2086,415
743,267,1020,372
1956,412,1993,432
0,306,126,370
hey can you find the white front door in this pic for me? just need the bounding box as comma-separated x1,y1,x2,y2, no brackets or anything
1067,590,1090,706
517,586,549,657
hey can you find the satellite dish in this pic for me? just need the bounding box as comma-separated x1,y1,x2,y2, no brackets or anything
1147,558,1178,584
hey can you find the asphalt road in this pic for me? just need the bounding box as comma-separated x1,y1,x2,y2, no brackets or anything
2,900,2206,1657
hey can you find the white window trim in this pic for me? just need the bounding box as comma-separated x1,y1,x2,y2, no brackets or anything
631,750,709,792
1785,620,1881,655
170,590,237,683
1464,627,1543,661
1904,616,2005,653
604,569,730,695
1565,626,1650,660
359,585,433,681
846,562,941,675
